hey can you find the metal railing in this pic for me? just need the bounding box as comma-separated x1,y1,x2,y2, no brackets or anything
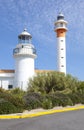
13,47,36,55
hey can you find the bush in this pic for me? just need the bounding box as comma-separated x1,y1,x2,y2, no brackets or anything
47,93,73,107
67,93,81,105
0,92,24,109
0,89,25,114
47,94,60,107
28,72,67,94
59,96,73,107
42,96,53,109
0,99,18,114
24,92,43,110
9,88,26,98
0,88,6,92
77,93,84,104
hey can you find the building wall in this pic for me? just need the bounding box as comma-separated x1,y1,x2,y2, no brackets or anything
0,71,14,90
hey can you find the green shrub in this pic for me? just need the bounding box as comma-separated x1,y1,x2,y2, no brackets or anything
0,99,18,114
28,72,80,94
59,96,73,107
28,72,67,94
67,93,81,105
24,92,43,110
0,88,6,92
48,93,73,107
9,88,26,98
73,93,84,104
47,94,59,107
55,93,73,107
0,92,24,109
42,98,53,109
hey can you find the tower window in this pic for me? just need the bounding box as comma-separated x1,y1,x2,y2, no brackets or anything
8,85,13,89
60,23,63,27
61,65,64,67
61,57,64,58
61,48,64,50
61,40,63,42
22,45,24,48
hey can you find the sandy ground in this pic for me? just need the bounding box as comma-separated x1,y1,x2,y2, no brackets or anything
22,104,83,114
1,104,84,116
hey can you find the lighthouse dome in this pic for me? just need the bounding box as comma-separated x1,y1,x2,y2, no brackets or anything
57,13,64,20
18,28,32,44
18,28,32,39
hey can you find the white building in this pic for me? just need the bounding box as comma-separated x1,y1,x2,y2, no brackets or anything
0,70,14,90
0,13,68,90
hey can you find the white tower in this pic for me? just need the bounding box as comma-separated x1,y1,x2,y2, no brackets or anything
13,28,37,90
54,13,68,74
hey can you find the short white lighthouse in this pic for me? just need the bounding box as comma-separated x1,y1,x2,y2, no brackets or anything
54,13,68,74
13,28,37,90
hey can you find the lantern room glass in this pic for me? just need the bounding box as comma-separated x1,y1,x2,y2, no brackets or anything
18,35,32,44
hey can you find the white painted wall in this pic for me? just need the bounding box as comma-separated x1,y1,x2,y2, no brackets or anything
57,37,66,74
13,44,36,90
14,56,35,90
0,73,14,90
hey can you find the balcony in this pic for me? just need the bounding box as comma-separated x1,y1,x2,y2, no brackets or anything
13,47,36,56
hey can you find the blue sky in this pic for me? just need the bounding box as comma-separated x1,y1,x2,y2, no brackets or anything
0,0,84,80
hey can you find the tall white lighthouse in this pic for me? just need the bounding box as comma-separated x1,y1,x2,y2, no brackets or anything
54,13,68,74
13,28,37,90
